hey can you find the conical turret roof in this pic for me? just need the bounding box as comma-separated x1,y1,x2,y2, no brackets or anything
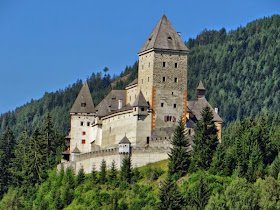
119,135,131,144
197,81,205,90
133,91,149,107
138,14,189,54
70,81,95,113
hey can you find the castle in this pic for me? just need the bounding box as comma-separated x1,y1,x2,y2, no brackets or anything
58,15,222,174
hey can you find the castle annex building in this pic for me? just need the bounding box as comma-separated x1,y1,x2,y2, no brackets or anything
58,15,222,173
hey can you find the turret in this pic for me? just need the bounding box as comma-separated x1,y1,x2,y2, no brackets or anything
69,81,96,154
196,81,206,99
71,145,81,161
118,135,131,154
133,91,149,116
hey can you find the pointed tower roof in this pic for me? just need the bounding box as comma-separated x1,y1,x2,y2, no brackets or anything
70,81,95,113
138,14,189,54
119,135,131,144
72,145,81,153
133,91,149,107
197,81,205,90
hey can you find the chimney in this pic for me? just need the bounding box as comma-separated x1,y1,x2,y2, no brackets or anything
118,99,122,109
177,32,181,37
214,108,218,114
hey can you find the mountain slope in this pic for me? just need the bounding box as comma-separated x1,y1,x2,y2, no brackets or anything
187,15,280,123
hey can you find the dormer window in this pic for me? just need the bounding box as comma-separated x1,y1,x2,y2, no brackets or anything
81,103,86,107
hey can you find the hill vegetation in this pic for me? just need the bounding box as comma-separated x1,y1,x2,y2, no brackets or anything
0,14,280,209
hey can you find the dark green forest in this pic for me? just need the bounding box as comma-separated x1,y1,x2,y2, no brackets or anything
0,15,280,209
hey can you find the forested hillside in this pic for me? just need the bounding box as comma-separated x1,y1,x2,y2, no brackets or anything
1,15,280,138
187,15,280,123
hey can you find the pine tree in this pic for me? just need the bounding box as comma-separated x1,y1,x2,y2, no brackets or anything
109,160,117,183
192,106,218,171
25,128,48,185
99,159,107,184
190,175,211,210
120,156,132,183
158,175,184,210
76,167,85,186
91,164,98,184
0,127,16,196
168,118,191,177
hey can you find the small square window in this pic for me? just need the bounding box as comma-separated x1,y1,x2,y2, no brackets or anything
82,139,86,144
161,103,164,107
141,107,145,111
82,131,86,135
162,77,166,82
173,104,177,108
174,78,178,83
171,92,174,95
87,122,90,126
80,121,84,126
81,103,86,107
175,63,178,68
163,62,166,67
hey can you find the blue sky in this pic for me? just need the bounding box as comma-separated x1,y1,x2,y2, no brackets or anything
0,0,279,114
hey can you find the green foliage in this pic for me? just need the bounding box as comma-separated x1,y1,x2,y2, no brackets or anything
91,164,98,184
158,175,184,210
120,156,132,183
168,118,191,177
211,115,278,181
191,106,218,171
0,127,16,196
109,160,118,184
76,167,86,186
99,159,107,184
187,15,280,124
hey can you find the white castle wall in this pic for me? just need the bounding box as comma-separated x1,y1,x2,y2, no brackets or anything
70,114,95,153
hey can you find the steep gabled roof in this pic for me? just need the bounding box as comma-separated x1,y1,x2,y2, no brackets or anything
95,90,127,117
70,81,95,113
138,14,189,54
119,136,131,144
133,91,149,107
188,98,223,122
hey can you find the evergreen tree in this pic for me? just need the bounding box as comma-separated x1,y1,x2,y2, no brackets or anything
189,175,211,210
9,130,30,187
120,156,132,183
91,164,98,184
109,160,117,183
158,175,184,210
99,159,107,184
25,128,48,185
76,167,85,186
0,127,16,196
168,118,191,177
191,106,218,171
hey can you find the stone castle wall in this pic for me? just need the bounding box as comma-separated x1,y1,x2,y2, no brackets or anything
58,145,170,174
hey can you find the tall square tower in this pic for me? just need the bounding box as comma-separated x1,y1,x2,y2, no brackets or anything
138,15,189,138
